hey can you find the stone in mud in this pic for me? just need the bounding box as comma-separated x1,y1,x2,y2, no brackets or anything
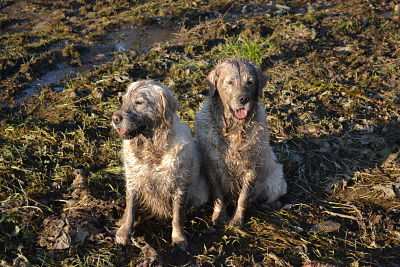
66,89,79,99
276,4,291,11
52,230,71,249
85,12,96,19
201,227,217,235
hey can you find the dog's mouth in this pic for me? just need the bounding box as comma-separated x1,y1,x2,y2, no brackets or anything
115,125,149,139
233,108,248,119
118,129,127,135
116,129,136,140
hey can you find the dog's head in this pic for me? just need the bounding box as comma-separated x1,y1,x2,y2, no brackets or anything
208,58,266,120
112,80,177,139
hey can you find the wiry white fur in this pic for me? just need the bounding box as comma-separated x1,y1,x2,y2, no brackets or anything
114,80,208,248
122,113,208,218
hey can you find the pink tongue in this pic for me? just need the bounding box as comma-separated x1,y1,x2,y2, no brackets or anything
234,108,248,119
118,129,126,135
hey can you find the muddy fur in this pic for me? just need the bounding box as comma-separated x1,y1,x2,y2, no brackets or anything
195,58,287,227
112,80,208,250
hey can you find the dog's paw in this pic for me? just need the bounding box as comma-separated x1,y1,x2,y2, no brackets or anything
228,216,244,228
211,210,228,225
171,235,188,252
115,225,132,245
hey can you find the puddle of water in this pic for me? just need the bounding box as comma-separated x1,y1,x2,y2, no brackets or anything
20,26,176,100
113,27,176,52
22,64,75,96
54,86,65,92
19,63,89,101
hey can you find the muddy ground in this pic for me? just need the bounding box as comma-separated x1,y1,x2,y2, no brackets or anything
0,0,399,266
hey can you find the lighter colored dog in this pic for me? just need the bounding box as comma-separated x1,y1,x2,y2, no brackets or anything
112,80,208,250
195,58,287,227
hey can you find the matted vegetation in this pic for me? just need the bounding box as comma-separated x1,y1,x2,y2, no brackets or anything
0,0,399,266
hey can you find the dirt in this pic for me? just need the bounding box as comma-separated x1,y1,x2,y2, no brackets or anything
1,0,399,266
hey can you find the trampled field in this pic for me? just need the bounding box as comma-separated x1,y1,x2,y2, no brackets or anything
0,0,399,266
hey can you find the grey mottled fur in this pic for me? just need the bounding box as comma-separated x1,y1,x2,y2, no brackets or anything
195,58,287,227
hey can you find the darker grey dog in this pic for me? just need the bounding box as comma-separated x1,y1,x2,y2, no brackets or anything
195,58,287,227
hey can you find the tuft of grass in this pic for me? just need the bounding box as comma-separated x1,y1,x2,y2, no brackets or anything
215,36,278,65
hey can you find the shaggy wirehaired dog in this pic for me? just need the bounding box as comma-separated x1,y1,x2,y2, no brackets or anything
112,80,208,251
195,58,287,227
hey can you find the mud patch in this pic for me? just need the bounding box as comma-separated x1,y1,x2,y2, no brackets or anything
38,169,116,250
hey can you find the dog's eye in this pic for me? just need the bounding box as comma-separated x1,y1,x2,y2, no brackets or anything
246,79,255,85
225,80,234,85
135,100,144,105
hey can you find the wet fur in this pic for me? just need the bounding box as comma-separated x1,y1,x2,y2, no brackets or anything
114,80,208,249
195,58,287,226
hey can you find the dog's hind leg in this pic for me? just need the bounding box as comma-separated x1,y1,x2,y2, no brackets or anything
256,160,286,209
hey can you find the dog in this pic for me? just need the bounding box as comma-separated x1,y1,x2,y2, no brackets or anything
195,58,287,227
112,80,208,250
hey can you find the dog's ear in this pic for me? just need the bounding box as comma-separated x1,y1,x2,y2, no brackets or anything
159,85,178,126
207,65,221,98
252,63,266,98
164,88,178,114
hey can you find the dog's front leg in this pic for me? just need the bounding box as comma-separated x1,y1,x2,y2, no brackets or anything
116,190,138,245
229,172,256,227
211,184,228,224
171,191,188,251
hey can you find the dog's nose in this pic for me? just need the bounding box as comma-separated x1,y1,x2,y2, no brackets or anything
112,113,123,124
239,96,249,105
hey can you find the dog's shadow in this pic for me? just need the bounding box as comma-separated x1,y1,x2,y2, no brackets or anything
262,120,399,265
279,121,399,205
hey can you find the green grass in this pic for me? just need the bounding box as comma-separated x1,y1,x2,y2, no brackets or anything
215,36,279,65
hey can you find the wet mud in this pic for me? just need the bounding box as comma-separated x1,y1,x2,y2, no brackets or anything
0,0,399,266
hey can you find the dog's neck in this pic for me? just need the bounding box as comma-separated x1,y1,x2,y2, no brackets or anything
127,119,174,163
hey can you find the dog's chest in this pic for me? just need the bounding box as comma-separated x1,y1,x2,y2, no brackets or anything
123,154,177,217
223,127,264,165
123,148,178,192
223,138,254,175
215,126,267,191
